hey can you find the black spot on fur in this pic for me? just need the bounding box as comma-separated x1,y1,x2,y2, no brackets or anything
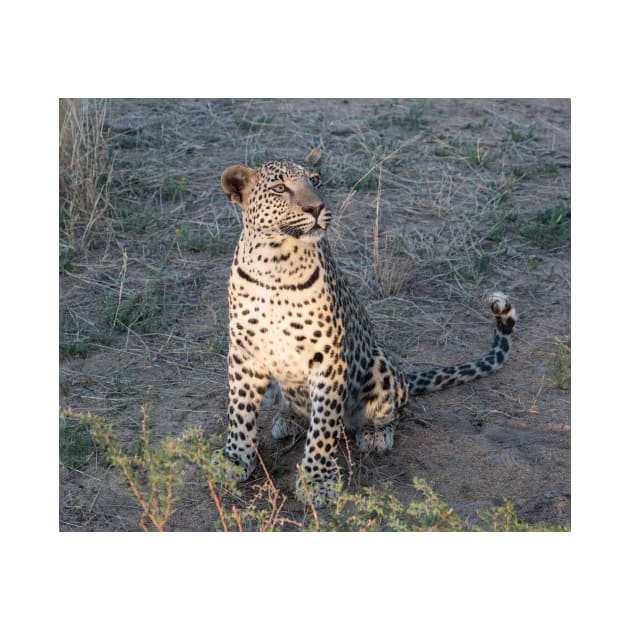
458,368,477,377
309,352,324,368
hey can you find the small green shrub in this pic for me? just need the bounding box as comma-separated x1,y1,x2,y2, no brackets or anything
60,420,98,468
117,206,157,234
537,159,559,175
61,407,184,531
478,500,570,532
521,204,570,249
174,228,229,254
463,139,493,167
235,113,275,132
60,408,569,532
369,102,431,131
339,165,379,190
161,175,189,201
433,146,450,157
60,246,76,272
547,342,571,389
510,166,528,180
59,338,89,359
432,137,493,166
506,122,534,143
486,212,519,242
105,279,181,333
313,478,466,532
457,251,491,283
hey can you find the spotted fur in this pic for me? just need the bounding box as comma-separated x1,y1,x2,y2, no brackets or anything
219,159,517,506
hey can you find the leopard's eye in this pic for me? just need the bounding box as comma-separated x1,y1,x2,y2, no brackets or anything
309,174,321,188
271,183,286,193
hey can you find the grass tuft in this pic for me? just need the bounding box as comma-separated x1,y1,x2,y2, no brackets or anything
173,228,229,254
478,500,570,531
369,102,431,132
105,279,182,334
521,204,571,249
59,98,115,249
161,175,189,201
547,340,571,389
60,419,98,468
59,337,89,359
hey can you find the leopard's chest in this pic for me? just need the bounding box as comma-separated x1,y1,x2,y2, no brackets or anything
228,258,340,388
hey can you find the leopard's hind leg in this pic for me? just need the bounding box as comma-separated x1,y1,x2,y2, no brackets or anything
353,353,408,454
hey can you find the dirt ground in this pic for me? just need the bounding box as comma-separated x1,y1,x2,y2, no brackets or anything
59,98,570,531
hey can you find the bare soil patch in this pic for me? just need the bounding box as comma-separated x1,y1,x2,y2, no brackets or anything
59,98,570,531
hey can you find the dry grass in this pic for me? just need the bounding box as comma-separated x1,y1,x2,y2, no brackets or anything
59,99,115,249
59,98,571,531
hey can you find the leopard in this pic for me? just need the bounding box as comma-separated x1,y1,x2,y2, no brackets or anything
218,158,517,507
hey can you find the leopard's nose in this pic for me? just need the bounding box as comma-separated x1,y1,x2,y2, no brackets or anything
302,202,325,220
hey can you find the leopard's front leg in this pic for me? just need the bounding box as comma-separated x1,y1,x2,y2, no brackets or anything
221,349,270,480
295,362,347,508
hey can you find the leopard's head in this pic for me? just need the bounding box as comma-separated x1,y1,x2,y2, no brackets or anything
221,159,331,243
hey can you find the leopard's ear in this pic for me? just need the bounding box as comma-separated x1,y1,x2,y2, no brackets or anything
305,147,323,168
221,165,256,207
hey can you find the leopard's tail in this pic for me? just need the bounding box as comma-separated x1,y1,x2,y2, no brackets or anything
406,292,516,396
